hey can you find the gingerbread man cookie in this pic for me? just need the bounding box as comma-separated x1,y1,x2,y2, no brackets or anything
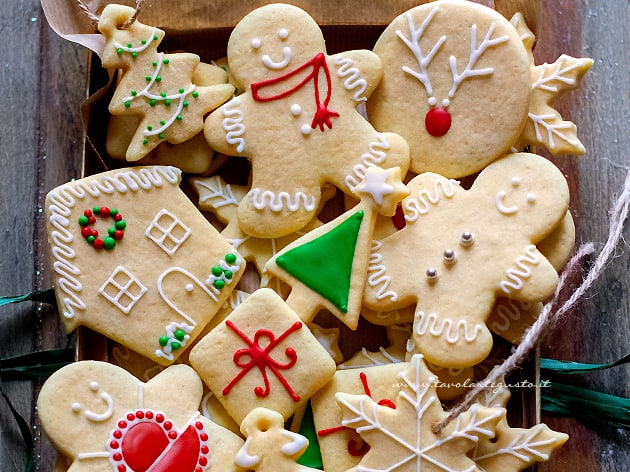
37,361,245,471
204,3,409,238
363,153,569,368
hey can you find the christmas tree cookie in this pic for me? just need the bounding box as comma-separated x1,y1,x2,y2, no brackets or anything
98,4,235,161
204,3,409,238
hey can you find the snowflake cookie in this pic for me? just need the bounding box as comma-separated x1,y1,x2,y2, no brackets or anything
37,361,245,472
98,4,235,161
336,354,505,472
204,3,410,238
236,407,321,472
45,166,245,365
188,288,336,424
363,153,570,368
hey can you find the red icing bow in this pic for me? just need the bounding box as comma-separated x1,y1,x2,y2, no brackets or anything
251,52,339,132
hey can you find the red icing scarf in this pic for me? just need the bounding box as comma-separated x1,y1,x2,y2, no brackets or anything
251,52,339,131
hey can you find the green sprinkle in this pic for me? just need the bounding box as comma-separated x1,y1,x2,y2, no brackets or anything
192,91,199,98
175,329,186,341
93,207,101,215
115,220,127,230
147,125,153,131
127,43,132,48
213,279,225,290
124,100,131,108
159,336,169,347
163,58,170,65
223,270,233,280
171,341,181,350
212,266,223,276
146,76,152,82
165,99,171,106
117,48,123,55
131,52,137,59
143,138,149,145
178,88,185,94
108,227,116,236
160,92,166,98
78,215,89,226
103,237,116,250
152,61,158,67
155,76,162,82
176,115,183,121
141,40,146,45
158,133,164,139
86,236,95,245
160,120,166,125
149,99,156,107
110,208,118,216
225,253,237,264
183,101,189,107
131,90,137,96
153,35,158,40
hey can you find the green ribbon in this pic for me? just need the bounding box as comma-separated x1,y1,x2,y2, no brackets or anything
540,355,630,430
0,288,56,307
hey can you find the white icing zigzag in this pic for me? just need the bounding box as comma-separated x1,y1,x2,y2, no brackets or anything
47,166,181,320
248,188,317,212
222,97,246,153
367,240,399,302
344,133,391,190
334,56,368,102
499,244,540,294
414,311,484,344
404,178,459,222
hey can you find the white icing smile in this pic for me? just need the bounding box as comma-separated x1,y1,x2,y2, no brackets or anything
496,190,518,214
262,46,292,69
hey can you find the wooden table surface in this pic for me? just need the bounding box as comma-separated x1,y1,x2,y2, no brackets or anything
1,1,628,470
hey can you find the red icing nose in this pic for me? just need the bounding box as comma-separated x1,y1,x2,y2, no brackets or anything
425,107,451,137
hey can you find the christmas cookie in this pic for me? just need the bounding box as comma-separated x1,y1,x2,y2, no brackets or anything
98,4,235,161
236,407,320,471
204,3,410,238
363,153,570,368
45,166,245,365
336,354,504,472
188,288,336,424
368,0,531,178
37,361,245,471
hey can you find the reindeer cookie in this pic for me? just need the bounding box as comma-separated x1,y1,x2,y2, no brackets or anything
363,153,569,368
368,0,531,178
37,361,245,471
204,3,409,238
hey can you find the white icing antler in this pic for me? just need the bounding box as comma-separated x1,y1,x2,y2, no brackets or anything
447,22,509,99
396,7,445,99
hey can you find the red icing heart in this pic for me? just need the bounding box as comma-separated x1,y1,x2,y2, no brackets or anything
108,410,210,472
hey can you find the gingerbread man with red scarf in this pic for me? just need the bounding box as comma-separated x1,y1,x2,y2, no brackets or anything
204,3,410,238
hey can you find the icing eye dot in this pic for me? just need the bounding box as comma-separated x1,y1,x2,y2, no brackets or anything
442,98,450,107
89,382,99,392
71,403,81,413
428,96,437,106
185,283,194,292
460,232,474,246
527,193,537,203
290,104,302,116
300,124,312,135
251,38,261,49
512,177,521,187
278,28,289,39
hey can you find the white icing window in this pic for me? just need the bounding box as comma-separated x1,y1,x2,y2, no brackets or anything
144,208,191,256
99,266,147,314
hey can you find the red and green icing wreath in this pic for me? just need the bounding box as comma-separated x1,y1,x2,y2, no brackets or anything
78,206,126,250
107,409,210,472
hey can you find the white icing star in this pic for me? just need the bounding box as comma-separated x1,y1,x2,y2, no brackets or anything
354,166,394,205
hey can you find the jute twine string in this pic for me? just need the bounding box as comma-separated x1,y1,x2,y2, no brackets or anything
77,0,144,28
434,169,630,433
